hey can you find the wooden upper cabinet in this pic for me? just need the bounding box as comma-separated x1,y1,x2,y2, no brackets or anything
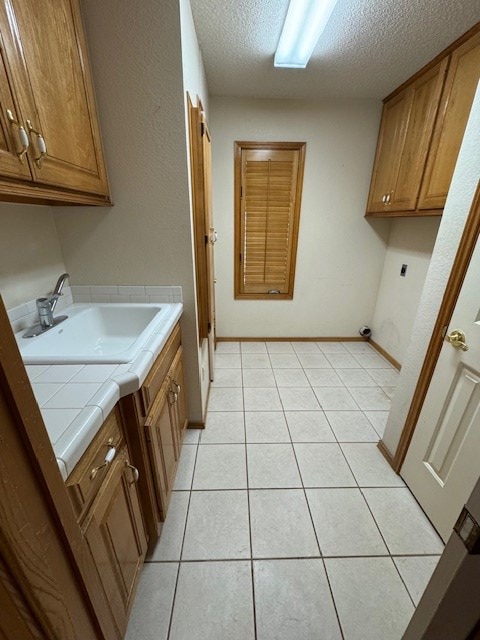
0,37,32,182
366,60,447,215
366,26,480,218
366,91,412,213
418,31,480,210
0,0,110,204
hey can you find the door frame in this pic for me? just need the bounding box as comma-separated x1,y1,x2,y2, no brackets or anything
386,181,480,472
187,93,209,342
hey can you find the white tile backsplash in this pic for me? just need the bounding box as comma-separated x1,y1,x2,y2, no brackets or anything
7,284,183,334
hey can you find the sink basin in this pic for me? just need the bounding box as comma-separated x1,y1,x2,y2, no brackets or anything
18,304,169,364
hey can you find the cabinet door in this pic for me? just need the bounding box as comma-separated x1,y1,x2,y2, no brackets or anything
169,347,188,448
145,383,178,519
366,91,412,213
419,32,480,210
390,59,448,211
2,0,109,196
84,450,147,638
0,16,32,181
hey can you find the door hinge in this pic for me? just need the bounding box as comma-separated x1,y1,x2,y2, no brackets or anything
239,253,242,263
208,322,212,333
200,122,205,136
240,186,243,198
454,506,480,554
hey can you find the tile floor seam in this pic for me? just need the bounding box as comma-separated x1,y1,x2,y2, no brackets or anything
242,365,258,640
355,481,420,607
167,441,200,639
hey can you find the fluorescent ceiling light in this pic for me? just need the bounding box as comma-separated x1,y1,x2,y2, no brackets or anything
274,0,338,68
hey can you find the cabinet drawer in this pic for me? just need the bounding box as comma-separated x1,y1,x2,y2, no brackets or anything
66,406,124,520
141,322,181,415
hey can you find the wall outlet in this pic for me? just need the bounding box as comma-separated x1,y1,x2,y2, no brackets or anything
400,264,408,277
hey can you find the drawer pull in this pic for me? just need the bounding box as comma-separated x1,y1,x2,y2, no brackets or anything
126,462,139,484
90,440,116,479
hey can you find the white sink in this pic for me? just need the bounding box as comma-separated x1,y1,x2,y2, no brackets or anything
18,303,169,364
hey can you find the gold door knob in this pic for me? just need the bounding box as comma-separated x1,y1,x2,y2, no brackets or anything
446,329,468,351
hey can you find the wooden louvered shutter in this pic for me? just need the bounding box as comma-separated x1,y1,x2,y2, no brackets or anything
235,142,306,299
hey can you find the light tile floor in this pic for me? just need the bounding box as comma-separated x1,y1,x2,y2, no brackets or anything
126,341,444,640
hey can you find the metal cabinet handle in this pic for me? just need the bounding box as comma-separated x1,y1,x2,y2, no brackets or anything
26,119,47,167
90,439,116,479
6,109,29,162
126,462,139,484
168,389,178,405
446,329,469,351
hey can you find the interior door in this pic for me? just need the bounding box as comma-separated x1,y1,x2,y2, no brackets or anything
402,234,480,541
200,111,216,380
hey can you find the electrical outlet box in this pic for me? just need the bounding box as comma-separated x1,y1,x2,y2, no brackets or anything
400,264,407,277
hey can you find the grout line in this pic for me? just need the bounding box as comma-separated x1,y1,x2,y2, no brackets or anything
145,552,443,564
166,441,200,639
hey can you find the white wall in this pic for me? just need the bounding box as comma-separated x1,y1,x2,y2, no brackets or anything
371,217,441,364
53,0,203,420
210,97,389,337
180,0,209,115
0,203,66,309
383,83,480,456
179,0,210,415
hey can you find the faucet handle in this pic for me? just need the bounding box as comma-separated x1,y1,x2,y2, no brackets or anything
36,297,54,327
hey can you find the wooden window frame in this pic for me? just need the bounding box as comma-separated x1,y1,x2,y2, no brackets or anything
234,141,306,300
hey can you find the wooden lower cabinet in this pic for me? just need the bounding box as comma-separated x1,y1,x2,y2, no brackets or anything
168,345,188,448
83,447,147,639
145,378,179,519
120,323,188,544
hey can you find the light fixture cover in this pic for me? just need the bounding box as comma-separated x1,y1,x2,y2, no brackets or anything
274,0,338,68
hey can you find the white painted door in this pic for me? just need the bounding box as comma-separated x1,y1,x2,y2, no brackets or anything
402,233,480,542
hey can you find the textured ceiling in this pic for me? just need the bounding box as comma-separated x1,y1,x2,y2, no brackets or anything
189,0,480,99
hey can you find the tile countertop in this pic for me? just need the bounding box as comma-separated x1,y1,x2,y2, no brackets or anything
23,303,183,480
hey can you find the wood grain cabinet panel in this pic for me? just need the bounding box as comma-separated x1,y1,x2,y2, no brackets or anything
366,60,447,215
84,447,147,639
0,29,32,181
145,379,179,520
0,0,110,204
418,31,480,210
366,91,412,213
168,346,188,450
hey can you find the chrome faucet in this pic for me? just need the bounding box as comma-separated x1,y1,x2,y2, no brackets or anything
36,273,70,327
23,273,70,338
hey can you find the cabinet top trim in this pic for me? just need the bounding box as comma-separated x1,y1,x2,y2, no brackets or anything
384,21,480,103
